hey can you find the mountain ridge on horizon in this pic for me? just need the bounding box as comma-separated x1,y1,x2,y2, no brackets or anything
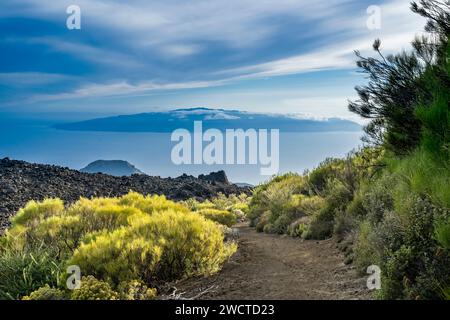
54,107,362,133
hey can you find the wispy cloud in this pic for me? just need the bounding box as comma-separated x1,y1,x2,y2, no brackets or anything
0,0,428,115
0,72,75,87
220,0,425,79
26,79,229,103
25,37,145,69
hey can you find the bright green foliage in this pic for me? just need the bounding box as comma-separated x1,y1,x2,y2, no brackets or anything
248,150,377,239
0,192,237,300
22,285,67,300
71,276,119,300
11,198,64,229
248,174,307,233
435,219,450,249
196,208,237,227
184,193,249,227
117,280,157,300
353,221,379,273
305,180,353,239
68,227,162,285
386,150,450,209
64,200,236,284
443,287,450,300
126,210,237,280
118,192,190,214
211,193,250,212
0,247,62,300
65,197,142,232
184,199,216,211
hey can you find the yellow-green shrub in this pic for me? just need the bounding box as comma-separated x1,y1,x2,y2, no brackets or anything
127,210,236,280
211,193,250,211
118,192,189,215
117,280,157,300
248,173,305,228
66,198,142,232
70,276,119,300
67,227,162,285
68,209,236,284
22,285,66,300
255,211,271,232
32,215,83,253
353,220,379,273
11,199,64,228
1,192,237,299
184,199,215,211
197,208,237,227
184,193,249,218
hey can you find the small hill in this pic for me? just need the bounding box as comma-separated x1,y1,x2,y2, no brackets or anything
81,160,144,177
234,182,254,188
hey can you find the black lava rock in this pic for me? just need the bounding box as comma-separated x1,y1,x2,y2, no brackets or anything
0,158,250,233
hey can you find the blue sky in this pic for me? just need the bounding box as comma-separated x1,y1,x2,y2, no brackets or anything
0,0,426,122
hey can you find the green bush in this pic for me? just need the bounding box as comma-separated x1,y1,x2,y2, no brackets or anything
67,227,162,285
68,209,236,284
247,174,305,226
353,221,379,274
435,219,450,249
22,285,67,300
117,280,157,300
443,287,450,300
118,192,190,215
255,211,270,232
196,208,237,227
0,192,237,299
287,217,309,238
184,193,249,215
0,247,62,300
71,276,119,300
11,199,64,228
305,180,353,239
358,195,450,300
307,158,346,194
127,210,237,281
304,212,335,240
247,174,329,236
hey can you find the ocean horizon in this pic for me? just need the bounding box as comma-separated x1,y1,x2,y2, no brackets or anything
1,116,363,185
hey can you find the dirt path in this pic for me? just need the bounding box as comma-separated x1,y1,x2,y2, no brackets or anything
170,224,372,300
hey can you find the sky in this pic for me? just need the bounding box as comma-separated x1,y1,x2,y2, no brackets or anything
0,0,427,122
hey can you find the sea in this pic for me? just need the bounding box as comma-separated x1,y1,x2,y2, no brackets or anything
0,117,363,185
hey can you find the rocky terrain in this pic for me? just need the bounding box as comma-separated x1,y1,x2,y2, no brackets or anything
0,158,249,232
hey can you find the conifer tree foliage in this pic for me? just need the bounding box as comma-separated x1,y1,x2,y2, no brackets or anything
349,0,449,155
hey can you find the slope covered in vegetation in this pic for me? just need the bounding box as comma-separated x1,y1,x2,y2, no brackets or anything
0,192,246,300
248,0,449,299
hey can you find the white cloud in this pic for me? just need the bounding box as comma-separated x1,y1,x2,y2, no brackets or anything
0,0,429,110
26,79,228,103
1,0,359,50
24,37,145,69
0,72,75,86
221,0,426,79
159,44,202,57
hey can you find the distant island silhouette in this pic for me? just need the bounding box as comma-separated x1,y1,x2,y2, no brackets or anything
54,108,361,133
